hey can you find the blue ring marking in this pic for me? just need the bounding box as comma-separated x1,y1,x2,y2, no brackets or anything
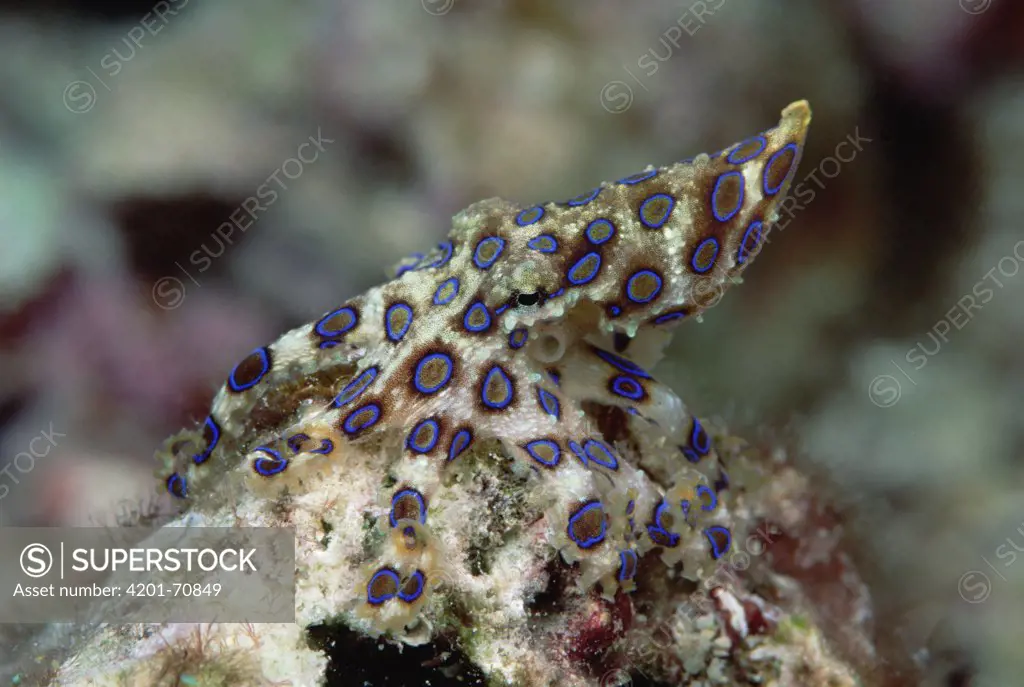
509,328,529,349
568,440,588,467
567,251,602,286
592,346,652,379
342,402,382,436
711,170,745,223
638,193,675,229
607,304,622,317
414,352,454,394
617,168,657,185
287,433,309,454
463,301,492,333
193,416,221,465
704,525,732,559
473,236,506,269
228,347,271,392
516,206,544,226
315,306,358,338
566,187,601,206
727,134,768,164
253,447,288,476
625,269,663,304
567,501,607,549
626,499,636,515
166,473,187,498
618,549,638,581
448,428,473,462
421,241,454,270
495,303,510,316
319,340,340,349
690,237,720,274
523,439,561,467
310,439,334,455
367,568,401,605
481,366,514,410
737,220,764,265
432,277,460,306
398,570,426,603
548,287,565,299
332,366,379,408
385,303,414,342
653,309,687,325
610,375,645,400
527,234,559,253
536,386,560,419
282,435,333,457
406,418,440,454
395,251,424,277
680,157,695,164
585,218,615,245
389,488,427,528
696,484,717,512
547,369,561,386
583,439,619,470
763,143,799,195
691,418,711,455
679,445,701,463
647,500,680,547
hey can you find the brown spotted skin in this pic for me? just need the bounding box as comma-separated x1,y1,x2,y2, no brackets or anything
158,102,811,608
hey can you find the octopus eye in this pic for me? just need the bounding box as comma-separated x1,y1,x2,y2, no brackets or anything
513,291,544,308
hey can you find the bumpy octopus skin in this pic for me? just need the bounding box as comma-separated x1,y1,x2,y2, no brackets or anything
157,101,811,633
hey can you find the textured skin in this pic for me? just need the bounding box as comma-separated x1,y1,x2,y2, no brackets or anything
157,101,811,631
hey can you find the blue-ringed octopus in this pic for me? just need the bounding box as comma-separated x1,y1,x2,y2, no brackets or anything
157,100,811,635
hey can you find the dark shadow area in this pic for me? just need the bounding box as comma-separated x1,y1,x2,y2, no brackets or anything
307,622,487,687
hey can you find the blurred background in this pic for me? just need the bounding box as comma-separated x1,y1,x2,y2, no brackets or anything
0,0,1021,684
